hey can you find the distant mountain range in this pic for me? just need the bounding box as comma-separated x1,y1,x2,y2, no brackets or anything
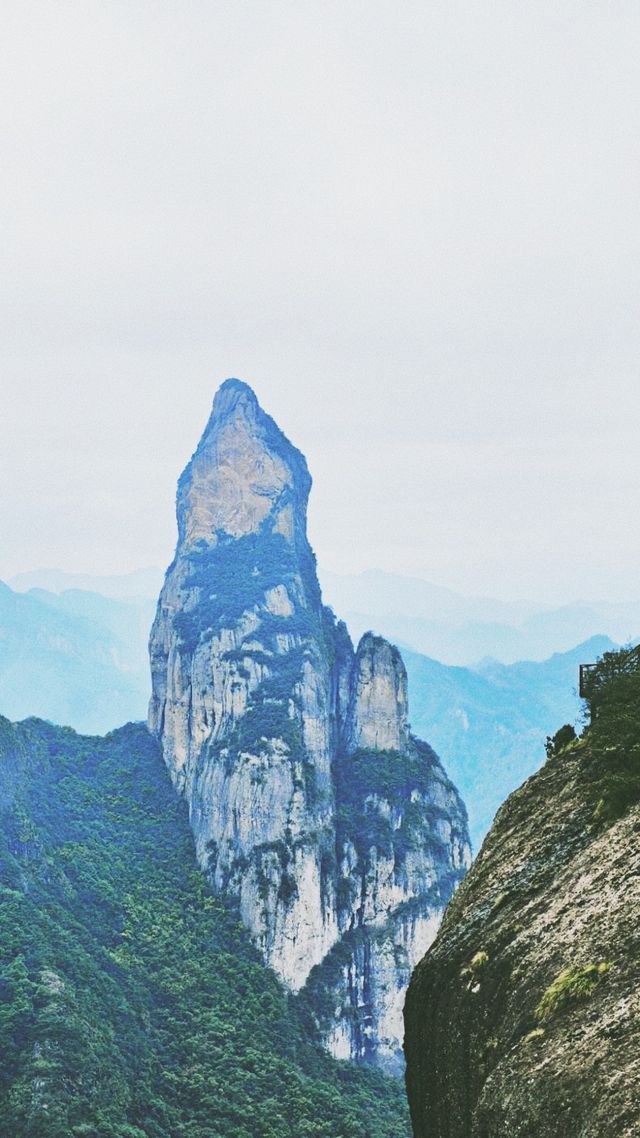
10,565,640,667
321,568,640,665
9,566,164,599
0,581,154,734
402,635,616,845
0,570,626,845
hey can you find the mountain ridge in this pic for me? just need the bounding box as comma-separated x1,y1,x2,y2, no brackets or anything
321,569,640,664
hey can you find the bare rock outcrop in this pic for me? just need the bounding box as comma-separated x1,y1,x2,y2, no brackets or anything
404,733,640,1135
149,378,471,1070
345,634,410,754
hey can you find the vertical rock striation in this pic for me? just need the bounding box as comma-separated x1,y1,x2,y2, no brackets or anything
149,378,471,1070
345,635,409,754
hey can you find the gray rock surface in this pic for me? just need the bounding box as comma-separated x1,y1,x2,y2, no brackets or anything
404,735,640,1135
345,634,410,754
149,378,470,1069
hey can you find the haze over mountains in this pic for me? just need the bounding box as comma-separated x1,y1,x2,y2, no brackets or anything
321,569,640,665
0,581,154,733
9,567,164,600
403,636,616,843
1,561,629,845
11,565,639,666
0,372,636,1129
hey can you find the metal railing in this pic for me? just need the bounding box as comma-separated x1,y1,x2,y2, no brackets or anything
579,644,640,701
579,663,597,699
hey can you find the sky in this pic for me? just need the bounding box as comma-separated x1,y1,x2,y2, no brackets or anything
2,1,639,603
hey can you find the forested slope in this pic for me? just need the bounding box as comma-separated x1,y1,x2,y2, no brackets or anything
0,717,410,1138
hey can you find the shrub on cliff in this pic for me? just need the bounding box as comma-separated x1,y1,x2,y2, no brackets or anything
545,723,577,759
534,962,612,1024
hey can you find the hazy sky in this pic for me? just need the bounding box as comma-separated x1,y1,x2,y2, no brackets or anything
2,1,639,602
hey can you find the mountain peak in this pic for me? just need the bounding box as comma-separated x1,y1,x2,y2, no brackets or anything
175,380,310,549
210,377,260,419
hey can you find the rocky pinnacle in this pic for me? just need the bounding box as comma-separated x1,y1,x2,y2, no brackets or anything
149,379,471,1072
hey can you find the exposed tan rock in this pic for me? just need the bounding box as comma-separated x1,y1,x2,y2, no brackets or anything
176,380,301,548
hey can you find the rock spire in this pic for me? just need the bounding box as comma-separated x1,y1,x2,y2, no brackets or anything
149,379,471,1072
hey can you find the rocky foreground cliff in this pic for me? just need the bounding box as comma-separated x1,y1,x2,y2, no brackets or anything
404,644,640,1136
148,378,470,1071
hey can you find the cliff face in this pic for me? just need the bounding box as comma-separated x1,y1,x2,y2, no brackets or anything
149,378,470,1071
404,732,640,1136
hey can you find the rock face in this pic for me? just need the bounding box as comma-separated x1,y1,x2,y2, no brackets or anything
404,736,640,1136
149,378,470,1072
345,635,410,754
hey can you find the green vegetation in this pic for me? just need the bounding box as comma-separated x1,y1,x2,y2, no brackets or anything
174,518,323,654
174,523,332,799
545,723,577,759
461,951,489,979
334,739,463,865
534,963,611,1024
0,716,410,1138
580,645,640,823
174,527,337,910
174,528,299,648
460,951,489,990
541,646,640,826
297,741,468,1051
223,644,307,759
301,928,370,1033
490,890,511,913
581,644,640,719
